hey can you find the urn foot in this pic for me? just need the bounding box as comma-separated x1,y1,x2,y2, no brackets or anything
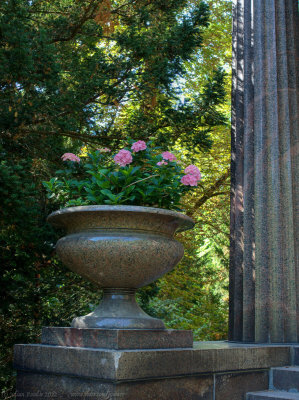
71,288,165,329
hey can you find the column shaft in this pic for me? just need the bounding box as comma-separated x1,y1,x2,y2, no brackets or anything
230,0,299,343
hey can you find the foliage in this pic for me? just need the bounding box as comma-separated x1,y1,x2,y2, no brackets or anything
137,0,232,340
0,0,226,152
43,141,201,209
137,231,229,340
0,140,102,397
183,0,232,255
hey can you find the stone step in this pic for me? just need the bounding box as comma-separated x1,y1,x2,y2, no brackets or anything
247,391,299,399
272,367,299,392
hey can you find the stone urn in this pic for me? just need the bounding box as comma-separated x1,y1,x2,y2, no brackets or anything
48,205,194,329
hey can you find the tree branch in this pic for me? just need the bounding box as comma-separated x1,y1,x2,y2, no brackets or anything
51,0,100,43
198,218,230,238
16,129,119,143
190,169,230,215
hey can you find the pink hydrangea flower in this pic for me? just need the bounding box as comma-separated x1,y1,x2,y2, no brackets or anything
114,149,133,167
181,174,198,186
184,164,201,180
97,147,111,153
131,140,147,152
61,153,80,163
162,151,177,162
157,160,168,166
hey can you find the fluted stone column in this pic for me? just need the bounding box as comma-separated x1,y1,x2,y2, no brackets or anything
229,0,299,343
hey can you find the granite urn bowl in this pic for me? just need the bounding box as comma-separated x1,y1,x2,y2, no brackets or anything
47,205,195,329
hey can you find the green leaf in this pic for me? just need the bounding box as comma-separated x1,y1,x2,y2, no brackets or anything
85,187,95,195
100,189,116,201
130,166,141,175
86,195,97,202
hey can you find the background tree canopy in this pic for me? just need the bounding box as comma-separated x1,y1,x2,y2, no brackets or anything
0,0,232,397
1,0,226,150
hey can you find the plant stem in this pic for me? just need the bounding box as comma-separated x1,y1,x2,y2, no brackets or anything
123,174,159,189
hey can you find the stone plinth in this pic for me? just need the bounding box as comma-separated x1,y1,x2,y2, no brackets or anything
14,340,293,400
41,327,193,350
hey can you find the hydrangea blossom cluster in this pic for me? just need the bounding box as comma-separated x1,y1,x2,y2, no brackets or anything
114,140,147,167
180,165,201,186
61,153,81,163
131,140,147,152
162,151,177,162
181,174,198,186
113,149,133,167
184,164,201,179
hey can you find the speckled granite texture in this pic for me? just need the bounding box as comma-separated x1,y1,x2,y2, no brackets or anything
14,342,293,399
47,206,194,329
41,327,193,349
230,0,299,343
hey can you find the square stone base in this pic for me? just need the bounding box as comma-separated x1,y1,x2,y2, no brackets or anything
14,334,294,400
16,371,215,400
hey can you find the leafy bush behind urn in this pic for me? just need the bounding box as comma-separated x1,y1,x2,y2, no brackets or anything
0,141,101,397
